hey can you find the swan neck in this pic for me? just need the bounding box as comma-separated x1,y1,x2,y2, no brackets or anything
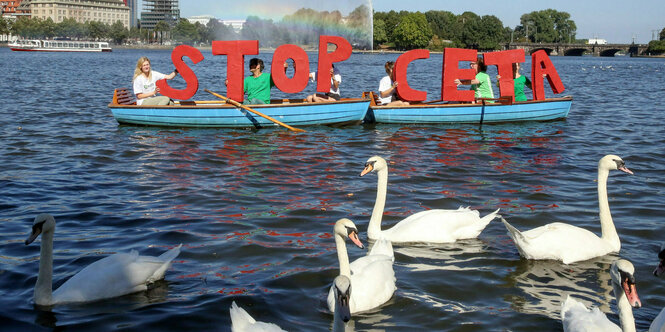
332,307,345,332
335,233,351,277
612,282,636,332
368,168,387,239
34,230,54,306
598,167,620,250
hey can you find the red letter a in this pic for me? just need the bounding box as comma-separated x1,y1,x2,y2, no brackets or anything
531,50,565,100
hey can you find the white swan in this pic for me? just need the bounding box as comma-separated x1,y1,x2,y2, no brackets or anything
327,218,395,314
501,154,633,264
330,275,353,331
230,301,286,332
230,276,352,332
25,213,182,306
649,245,665,332
561,259,641,332
360,156,499,243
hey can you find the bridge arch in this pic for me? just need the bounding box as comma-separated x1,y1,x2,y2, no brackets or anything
599,48,622,57
563,48,587,56
529,48,554,56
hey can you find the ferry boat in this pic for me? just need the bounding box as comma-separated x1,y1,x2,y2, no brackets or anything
8,39,112,52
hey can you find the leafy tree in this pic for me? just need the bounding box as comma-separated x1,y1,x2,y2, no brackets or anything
660,27,665,41
86,21,109,40
56,18,82,39
205,19,236,42
392,12,432,50
41,18,57,38
373,18,388,47
0,17,12,36
519,9,576,43
466,15,504,50
458,11,482,48
425,10,456,41
110,21,128,44
647,40,665,54
154,21,170,44
374,10,409,41
171,19,198,44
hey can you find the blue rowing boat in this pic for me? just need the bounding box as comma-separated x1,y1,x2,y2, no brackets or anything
363,93,572,124
108,88,370,128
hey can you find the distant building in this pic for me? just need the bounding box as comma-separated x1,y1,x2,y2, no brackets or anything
122,0,138,28
187,14,214,26
15,0,130,28
140,0,179,30
220,19,244,33
1,0,24,17
587,38,607,45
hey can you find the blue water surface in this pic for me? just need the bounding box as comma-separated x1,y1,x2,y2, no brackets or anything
0,47,664,331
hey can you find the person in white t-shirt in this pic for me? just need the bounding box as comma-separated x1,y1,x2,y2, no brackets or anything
132,56,178,106
306,64,341,102
378,61,409,106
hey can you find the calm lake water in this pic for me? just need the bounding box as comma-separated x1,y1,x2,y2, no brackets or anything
1,46,664,331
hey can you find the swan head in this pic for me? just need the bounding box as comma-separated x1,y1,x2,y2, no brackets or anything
25,213,55,245
654,244,665,277
332,275,352,322
334,218,364,249
360,156,387,177
610,259,641,308
599,155,633,174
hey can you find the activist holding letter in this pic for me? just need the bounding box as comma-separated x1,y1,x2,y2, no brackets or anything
378,61,409,106
454,57,494,102
306,64,341,102
496,62,532,102
133,56,178,105
241,58,273,105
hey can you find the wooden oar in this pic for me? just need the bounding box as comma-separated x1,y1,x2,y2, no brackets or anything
422,99,444,104
204,89,306,132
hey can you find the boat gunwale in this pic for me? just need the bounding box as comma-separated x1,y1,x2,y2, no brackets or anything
107,98,370,109
368,96,573,109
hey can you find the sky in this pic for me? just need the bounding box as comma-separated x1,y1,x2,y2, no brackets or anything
172,0,664,44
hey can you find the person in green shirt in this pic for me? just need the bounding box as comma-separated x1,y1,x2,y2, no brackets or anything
497,62,532,102
242,58,275,105
454,57,494,102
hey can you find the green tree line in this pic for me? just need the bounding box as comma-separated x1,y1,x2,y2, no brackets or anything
374,9,578,50
646,27,665,54
1,5,371,48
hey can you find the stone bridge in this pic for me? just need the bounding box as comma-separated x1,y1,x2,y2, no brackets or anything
504,42,648,56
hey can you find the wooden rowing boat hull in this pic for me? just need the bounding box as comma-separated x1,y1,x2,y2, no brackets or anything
108,99,370,128
364,96,572,124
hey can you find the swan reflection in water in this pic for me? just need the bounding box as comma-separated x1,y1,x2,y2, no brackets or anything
376,238,491,314
505,255,617,320
389,238,488,272
34,280,171,328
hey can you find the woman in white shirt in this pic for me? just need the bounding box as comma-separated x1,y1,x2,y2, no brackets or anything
132,56,177,106
306,64,342,103
378,61,409,106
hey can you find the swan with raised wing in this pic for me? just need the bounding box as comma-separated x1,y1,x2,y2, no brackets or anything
230,276,352,332
561,259,641,332
230,301,286,332
25,213,181,306
327,218,395,314
360,156,499,243
501,155,633,264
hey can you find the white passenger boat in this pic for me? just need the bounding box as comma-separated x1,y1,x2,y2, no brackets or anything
8,39,112,52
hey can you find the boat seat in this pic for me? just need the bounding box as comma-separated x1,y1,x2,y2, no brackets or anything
362,91,381,106
112,88,136,105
